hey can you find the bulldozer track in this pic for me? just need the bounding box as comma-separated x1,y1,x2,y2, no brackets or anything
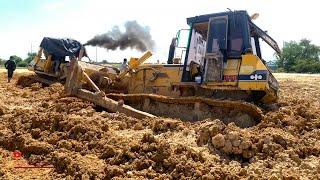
106,93,263,123
21,75,263,124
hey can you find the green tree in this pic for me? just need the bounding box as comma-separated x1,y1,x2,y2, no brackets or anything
276,39,320,72
102,60,108,64
10,55,23,66
293,60,320,73
24,52,37,64
0,58,4,66
17,61,28,67
6,54,36,67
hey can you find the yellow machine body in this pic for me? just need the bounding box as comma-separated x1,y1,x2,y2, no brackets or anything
28,10,281,126
123,52,277,104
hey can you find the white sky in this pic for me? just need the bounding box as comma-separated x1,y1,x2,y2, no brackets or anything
0,0,319,63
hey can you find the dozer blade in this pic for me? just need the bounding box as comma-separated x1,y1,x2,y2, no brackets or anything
64,48,156,120
75,89,156,119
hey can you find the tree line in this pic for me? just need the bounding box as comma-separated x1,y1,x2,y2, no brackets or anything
276,39,320,73
0,53,36,67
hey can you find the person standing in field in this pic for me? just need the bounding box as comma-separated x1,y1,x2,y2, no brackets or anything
4,56,17,83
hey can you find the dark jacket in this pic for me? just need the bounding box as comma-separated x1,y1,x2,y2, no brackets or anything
5,60,16,71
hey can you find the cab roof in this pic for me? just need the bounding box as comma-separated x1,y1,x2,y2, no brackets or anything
186,10,249,25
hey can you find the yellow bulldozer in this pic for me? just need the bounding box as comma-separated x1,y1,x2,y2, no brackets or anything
28,10,280,127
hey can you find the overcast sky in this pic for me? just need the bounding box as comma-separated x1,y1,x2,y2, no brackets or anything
0,0,319,63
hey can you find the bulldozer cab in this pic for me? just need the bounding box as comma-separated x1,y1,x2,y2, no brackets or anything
181,10,281,84
28,37,86,79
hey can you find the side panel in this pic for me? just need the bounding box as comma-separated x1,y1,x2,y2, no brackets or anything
202,58,239,86
128,65,183,96
238,54,269,90
223,59,240,83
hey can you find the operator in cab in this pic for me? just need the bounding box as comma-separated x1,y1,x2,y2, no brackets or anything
4,56,17,83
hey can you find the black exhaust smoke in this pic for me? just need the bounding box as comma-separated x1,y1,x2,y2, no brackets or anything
85,21,155,52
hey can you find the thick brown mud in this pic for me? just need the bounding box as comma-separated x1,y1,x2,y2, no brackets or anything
0,72,319,179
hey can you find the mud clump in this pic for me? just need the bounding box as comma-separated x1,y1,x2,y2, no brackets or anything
152,118,184,134
23,141,54,155
211,126,255,158
30,83,42,91
196,119,226,145
0,103,8,116
16,75,39,87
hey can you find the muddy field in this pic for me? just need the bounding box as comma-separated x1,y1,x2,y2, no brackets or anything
0,70,319,179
